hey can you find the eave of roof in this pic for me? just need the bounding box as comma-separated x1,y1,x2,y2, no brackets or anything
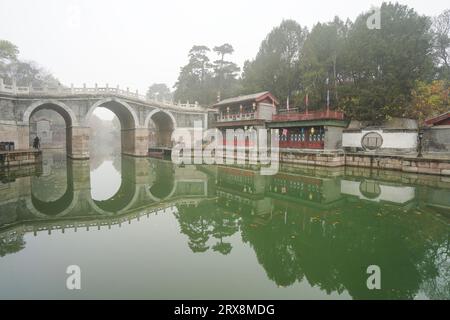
425,111,450,126
212,91,279,107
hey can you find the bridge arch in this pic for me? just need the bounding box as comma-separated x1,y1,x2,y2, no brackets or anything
84,97,140,129
84,97,144,156
144,108,177,129
22,100,78,126
145,108,177,148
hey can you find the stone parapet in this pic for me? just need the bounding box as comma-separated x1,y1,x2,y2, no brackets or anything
280,150,346,167
276,150,450,177
0,150,42,168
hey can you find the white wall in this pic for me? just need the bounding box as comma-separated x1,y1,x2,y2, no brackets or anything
341,180,415,204
343,129,417,150
257,103,276,121
342,132,362,148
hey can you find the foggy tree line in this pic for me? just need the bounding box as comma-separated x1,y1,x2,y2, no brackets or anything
0,40,60,87
169,2,449,123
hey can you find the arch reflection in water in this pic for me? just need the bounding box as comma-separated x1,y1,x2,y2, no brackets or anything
9,151,209,219
148,160,175,200
26,152,155,217
30,152,71,217
90,157,122,201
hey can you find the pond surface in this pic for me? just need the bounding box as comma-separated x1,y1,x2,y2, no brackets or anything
0,150,449,299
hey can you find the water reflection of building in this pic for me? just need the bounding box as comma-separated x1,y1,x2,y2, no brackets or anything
199,165,450,299
238,198,450,299
216,166,272,217
267,173,343,206
1,158,450,299
341,179,416,205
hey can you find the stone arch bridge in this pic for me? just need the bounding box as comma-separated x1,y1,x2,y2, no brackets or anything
0,81,209,158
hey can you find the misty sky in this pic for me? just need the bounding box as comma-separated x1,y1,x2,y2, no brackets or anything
1,0,448,95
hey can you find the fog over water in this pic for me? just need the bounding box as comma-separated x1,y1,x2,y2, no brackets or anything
0,0,448,94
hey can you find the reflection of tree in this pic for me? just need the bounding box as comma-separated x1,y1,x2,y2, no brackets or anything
174,200,240,255
240,199,450,299
0,234,25,257
88,113,121,156
240,209,304,287
89,152,121,172
211,210,239,255
0,203,18,228
175,202,212,253
418,233,450,299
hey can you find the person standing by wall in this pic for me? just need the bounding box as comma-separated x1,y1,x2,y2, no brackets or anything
33,136,40,150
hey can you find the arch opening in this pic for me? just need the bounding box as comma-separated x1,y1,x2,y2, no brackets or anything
27,102,74,155
85,98,140,157
148,111,175,149
86,100,137,130
88,107,121,156
30,109,67,151
88,106,122,206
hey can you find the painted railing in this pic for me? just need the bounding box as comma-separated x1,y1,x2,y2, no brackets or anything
273,110,345,122
218,113,256,122
278,140,324,149
0,78,202,109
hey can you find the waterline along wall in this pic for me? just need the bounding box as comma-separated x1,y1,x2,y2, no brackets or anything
0,150,42,168
278,150,450,177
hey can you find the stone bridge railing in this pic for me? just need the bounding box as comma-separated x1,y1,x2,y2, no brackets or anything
0,78,202,109
0,198,204,242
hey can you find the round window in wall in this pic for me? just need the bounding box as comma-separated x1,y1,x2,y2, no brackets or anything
359,180,381,199
361,132,383,150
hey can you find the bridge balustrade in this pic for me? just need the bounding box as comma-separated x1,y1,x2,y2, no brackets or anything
0,78,203,109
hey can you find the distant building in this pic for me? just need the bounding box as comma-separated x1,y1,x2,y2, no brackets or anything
268,110,348,151
213,91,279,129
212,91,349,151
211,92,450,169
212,92,279,147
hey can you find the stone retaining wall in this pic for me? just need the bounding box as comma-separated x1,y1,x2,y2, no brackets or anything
280,149,345,167
278,150,450,177
0,150,42,168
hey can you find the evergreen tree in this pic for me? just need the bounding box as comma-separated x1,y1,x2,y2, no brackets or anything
242,20,308,107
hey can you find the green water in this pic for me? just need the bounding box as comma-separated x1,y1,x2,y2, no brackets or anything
0,150,449,299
